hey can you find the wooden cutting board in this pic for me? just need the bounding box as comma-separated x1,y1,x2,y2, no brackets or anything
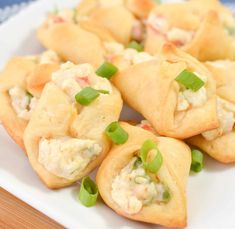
0,188,64,229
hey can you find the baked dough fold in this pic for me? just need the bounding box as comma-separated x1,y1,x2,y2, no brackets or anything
97,122,191,228
24,63,122,188
113,44,218,139
145,2,235,61
188,61,235,163
0,52,60,150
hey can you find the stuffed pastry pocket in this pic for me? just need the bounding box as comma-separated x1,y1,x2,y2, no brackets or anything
113,44,218,139
97,122,191,228
188,60,235,163
24,62,122,188
37,8,116,67
145,2,235,61
0,51,60,150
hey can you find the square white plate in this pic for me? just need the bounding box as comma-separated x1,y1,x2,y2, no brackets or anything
0,0,235,228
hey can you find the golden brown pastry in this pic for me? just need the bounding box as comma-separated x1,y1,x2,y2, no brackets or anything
188,61,235,163
145,2,235,61
76,0,158,44
0,51,60,150
189,0,235,28
37,9,115,67
24,62,122,189
77,0,157,19
97,122,191,228
113,43,219,139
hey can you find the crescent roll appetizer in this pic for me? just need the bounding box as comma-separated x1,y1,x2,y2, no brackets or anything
189,0,235,29
97,122,191,228
0,50,60,150
24,62,122,189
76,0,158,44
77,0,157,19
145,2,235,61
113,44,218,139
37,8,116,67
188,61,235,163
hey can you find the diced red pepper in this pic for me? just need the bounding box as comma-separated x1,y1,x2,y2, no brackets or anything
52,16,65,24
77,76,90,87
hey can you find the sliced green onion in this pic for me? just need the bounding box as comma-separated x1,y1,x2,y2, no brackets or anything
75,87,100,105
225,26,235,36
134,175,149,184
79,176,99,207
105,121,129,145
190,149,204,173
26,91,33,99
140,139,163,173
152,0,161,4
162,190,171,202
133,157,142,170
53,6,59,14
96,62,118,80
127,41,144,52
175,69,205,92
73,8,78,24
97,89,109,94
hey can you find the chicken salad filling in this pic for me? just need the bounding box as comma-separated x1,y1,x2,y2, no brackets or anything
111,156,170,215
147,13,195,47
9,86,38,121
52,62,112,101
38,137,102,180
202,97,235,141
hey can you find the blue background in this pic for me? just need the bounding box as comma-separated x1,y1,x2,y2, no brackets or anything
0,0,233,8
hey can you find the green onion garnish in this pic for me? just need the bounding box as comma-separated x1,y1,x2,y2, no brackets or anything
128,41,144,52
97,89,109,94
133,157,142,170
105,121,129,145
175,69,205,92
225,26,235,36
140,140,163,173
153,0,161,4
96,62,118,80
75,87,100,105
73,8,78,24
26,91,33,99
78,176,99,207
162,190,171,202
190,149,204,173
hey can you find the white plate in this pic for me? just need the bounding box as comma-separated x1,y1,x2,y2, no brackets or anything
0,0,235,228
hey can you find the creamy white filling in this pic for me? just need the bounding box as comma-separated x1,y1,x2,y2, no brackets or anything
9,86,37,120
104,42,156,66
148,14,194,46
176,71,207,112
202,97,235,141
104,42,125,57
177,87,207,111
38,137,102,180
111,157,166,215
52,62,112,101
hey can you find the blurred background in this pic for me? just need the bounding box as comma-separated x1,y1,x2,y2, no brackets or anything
0,0,234,23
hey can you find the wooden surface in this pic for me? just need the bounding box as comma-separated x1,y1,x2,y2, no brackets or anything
0,188,64,229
